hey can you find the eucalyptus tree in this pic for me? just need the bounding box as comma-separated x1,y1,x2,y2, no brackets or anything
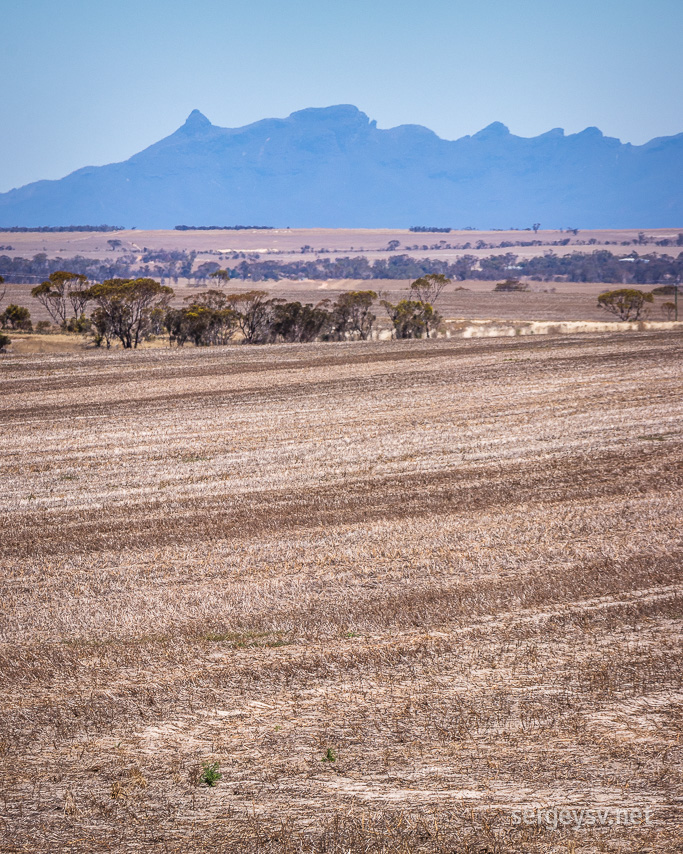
84,278,174,348
31,271,89,326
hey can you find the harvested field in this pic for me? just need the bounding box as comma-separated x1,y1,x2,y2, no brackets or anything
1,331,682,853
3,226,682,260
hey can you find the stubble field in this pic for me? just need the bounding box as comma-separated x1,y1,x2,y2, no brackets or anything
3,227,682,261
1,331,682,852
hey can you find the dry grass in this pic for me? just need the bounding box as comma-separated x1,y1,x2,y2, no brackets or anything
0,331,681,852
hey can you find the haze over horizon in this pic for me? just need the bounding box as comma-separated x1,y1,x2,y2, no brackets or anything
2,0,683,193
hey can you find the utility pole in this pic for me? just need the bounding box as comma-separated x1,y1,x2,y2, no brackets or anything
676,280,679,321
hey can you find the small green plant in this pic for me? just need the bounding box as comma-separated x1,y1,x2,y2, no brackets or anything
321,748,337,763
200,761,222,786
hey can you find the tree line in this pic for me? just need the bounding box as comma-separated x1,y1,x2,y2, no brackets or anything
174,225,275,231
3,271,448,349
0,225,124,233
1,249,682,286
409,226,452,233
0,269,675,353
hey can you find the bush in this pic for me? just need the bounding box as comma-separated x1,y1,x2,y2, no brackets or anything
0,304,32,330
494,279,529,292
65,314,92,334
0,332,11,351
661,301,676,321
381,298,440,338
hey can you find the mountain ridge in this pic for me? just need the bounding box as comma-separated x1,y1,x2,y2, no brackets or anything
0,105,681,229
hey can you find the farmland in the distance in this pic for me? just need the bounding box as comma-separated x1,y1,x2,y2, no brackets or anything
1,331,682,853
3,226,682,260
3,226,681,345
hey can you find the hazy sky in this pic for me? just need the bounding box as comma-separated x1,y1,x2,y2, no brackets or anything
1,0,682,192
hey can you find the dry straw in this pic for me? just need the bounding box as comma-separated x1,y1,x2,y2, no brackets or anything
0,330,681,852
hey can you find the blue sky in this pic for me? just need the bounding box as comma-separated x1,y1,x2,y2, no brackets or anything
1,0,682,192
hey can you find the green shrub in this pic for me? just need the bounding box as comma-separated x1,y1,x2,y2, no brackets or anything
1,304,32,330
200,761,222,787
65,313,92,334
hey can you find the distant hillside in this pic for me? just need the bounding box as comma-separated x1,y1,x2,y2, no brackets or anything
0,105,681,229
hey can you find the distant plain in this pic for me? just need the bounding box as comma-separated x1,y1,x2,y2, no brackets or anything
2,228,681,341
4,226,682,261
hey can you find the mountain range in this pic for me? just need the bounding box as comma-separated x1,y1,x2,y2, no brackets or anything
1,105,681,229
